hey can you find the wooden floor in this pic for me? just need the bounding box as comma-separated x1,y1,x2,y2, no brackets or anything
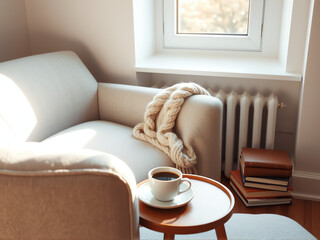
221,175,320,239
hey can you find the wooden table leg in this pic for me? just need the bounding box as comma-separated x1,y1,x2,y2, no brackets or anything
163,232,175,240
215,225,227,240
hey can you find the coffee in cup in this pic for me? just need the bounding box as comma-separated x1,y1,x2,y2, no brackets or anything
148,166,192,202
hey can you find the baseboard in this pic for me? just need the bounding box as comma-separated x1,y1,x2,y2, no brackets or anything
291,170,320,201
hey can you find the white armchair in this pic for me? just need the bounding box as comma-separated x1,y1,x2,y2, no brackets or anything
0,51,222,240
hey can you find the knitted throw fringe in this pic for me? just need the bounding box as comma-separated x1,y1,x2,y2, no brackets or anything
133,82,211,174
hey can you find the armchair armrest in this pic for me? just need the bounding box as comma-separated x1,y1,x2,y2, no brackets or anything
98,83,160,128
175,95,223,181
0,142,139,240
98,83,223,181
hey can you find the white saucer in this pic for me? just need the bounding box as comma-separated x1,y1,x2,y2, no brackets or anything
138,181,194,209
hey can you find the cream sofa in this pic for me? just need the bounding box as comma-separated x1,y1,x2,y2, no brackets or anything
0,51,222,240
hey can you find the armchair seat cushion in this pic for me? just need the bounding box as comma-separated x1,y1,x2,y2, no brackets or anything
42,120,173,182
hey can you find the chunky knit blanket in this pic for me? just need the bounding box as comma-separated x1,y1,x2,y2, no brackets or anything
133,82,210,173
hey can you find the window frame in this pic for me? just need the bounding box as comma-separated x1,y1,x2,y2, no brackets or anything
163,0,265,51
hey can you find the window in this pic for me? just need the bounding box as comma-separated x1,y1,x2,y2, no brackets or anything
163,0,265,51
133,0,308,81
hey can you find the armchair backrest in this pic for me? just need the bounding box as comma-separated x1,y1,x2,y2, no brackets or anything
0,51,99,143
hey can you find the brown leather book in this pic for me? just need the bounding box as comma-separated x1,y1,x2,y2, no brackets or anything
230,170,292,199
240,148,293,177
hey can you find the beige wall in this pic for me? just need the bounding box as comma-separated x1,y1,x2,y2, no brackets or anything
293,0,320,199
296,1,320,173
24,0,137,85
0,0,31,62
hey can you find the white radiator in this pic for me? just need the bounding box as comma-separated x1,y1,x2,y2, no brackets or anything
208,89,284,178
152,84,284,178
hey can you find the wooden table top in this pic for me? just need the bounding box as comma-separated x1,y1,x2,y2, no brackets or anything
138,174,235,235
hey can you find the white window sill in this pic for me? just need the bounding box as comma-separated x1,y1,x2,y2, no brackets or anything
135,54,302,82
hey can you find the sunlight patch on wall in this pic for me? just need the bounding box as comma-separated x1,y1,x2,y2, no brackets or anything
0,73,37,143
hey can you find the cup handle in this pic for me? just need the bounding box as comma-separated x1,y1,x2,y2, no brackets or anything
178,178,192,194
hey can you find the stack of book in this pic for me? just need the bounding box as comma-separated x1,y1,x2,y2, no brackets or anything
230,147,293,207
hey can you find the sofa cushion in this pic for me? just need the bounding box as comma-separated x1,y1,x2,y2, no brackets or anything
42,120,173,182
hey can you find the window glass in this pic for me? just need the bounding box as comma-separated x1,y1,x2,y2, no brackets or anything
177,0,250,35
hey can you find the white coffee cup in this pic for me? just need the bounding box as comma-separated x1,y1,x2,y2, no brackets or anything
148,166,192,202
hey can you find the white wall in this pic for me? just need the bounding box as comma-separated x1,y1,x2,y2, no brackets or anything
293,0,320,200
0,0,31,62
24,0,137,85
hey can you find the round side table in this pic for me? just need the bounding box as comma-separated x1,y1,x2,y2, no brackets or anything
138,174,235,240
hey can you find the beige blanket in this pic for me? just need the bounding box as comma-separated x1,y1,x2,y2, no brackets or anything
133,82,210,173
